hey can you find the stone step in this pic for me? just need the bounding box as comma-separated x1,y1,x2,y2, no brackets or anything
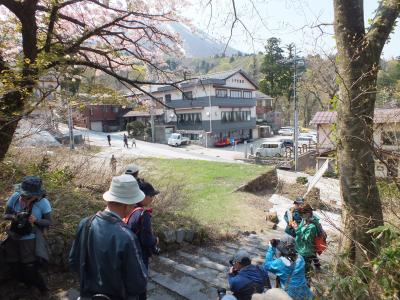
150,270,216,300
176,250,228,272
156,256,228,289
223,241,265,257
196,247,233,266
214,244,264,264
147,281,183,300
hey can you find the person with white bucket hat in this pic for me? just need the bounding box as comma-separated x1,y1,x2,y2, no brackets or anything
69,175,147,300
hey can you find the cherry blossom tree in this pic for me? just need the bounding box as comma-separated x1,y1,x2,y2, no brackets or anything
0,0,185,160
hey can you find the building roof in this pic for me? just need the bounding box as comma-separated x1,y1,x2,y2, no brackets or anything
255,91,273,100
123,109,164,118
156,69,258,92
310,111,337,125
310,108,400,125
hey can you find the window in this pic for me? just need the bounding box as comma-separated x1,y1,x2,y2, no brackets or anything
230,90,242,98
165,94,171,103
90,108,94,115
177,113,202,124
103,106,108,112
243,91,252,99
182,91,193,100
221,111,251,123
112,107,119,113
216,89,228,98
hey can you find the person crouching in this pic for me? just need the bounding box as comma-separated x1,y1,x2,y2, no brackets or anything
228,249,271,300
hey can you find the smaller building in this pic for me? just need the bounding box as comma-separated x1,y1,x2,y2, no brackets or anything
310,108,400,178
73,104,130,132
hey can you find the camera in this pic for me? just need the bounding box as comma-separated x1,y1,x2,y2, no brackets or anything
217,288,226,300
10,211,32,236
152,246,161,255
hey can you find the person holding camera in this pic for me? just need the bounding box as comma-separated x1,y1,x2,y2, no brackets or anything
227,249,271,300
124,180,160,300
263,239,312,300
2,176,52,295
284,197,304,238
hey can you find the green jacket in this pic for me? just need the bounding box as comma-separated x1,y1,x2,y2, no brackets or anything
295,216,319,257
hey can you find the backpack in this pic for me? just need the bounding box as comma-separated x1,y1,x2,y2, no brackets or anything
123,207,145,234
313,221,327,255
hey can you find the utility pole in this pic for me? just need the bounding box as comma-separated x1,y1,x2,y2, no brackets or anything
150,107,155,143
208,83,212,148
68,101,75,150
293,45,299,171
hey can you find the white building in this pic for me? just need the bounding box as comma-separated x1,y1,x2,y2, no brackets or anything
137,69,259,146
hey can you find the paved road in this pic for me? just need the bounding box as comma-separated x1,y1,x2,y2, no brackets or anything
59,125,247,163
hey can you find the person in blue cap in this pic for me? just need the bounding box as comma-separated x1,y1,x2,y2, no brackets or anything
2,176,52,295
284,197,304,237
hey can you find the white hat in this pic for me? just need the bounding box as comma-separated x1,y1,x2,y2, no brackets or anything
251,289,293,300
103,175,145,204
124,164,139,175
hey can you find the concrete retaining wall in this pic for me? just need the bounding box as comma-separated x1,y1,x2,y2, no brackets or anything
276,169,341,206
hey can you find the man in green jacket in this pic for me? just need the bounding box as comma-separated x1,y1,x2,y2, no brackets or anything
293,203,321,280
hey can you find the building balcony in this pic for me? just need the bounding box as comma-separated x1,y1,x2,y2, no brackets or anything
167,96,256,109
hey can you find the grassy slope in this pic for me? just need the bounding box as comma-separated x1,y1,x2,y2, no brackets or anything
137,158,270,233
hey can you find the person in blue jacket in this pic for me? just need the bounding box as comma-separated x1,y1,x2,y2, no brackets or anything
69,175,148,300
228,249,271,300
2,176,52,295
284,197,304,237
263,239,313,300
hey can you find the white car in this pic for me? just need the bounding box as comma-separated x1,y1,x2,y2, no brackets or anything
278,127,294,136
168,133,190,147
255,141,286,157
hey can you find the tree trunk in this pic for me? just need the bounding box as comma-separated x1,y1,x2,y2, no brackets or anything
0,1,38,161
333,0,398,265
0,92,24,161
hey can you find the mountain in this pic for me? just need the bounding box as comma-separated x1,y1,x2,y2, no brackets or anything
168,23,241,58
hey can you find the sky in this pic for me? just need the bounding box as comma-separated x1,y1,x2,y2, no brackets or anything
183,0,399,59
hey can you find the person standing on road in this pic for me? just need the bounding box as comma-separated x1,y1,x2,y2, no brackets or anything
123,134,129,148
107,134,111,146
110,155,117,175
69,175,148,300
131,137,137,148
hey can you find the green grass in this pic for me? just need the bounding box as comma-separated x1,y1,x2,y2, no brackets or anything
135,158,270,233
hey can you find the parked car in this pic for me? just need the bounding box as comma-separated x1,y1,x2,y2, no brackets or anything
297,136,314,148
299,132,317,143
278,127,294,136
255,141,286,157
168,133,190,147
276,138,293,148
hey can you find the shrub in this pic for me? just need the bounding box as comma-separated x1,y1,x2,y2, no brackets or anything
325,225,400,299
126,120,146,137
296,176,308,185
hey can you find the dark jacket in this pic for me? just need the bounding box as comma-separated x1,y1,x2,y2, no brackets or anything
69,210,147,299
228,264,270,300
126,208,157,268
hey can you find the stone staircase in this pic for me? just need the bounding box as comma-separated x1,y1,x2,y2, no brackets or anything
58,228,332,300
146,230,282,300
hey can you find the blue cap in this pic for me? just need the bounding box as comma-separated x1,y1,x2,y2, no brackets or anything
16,176,45,197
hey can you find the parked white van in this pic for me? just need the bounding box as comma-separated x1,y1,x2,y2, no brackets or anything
255,141,286,157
